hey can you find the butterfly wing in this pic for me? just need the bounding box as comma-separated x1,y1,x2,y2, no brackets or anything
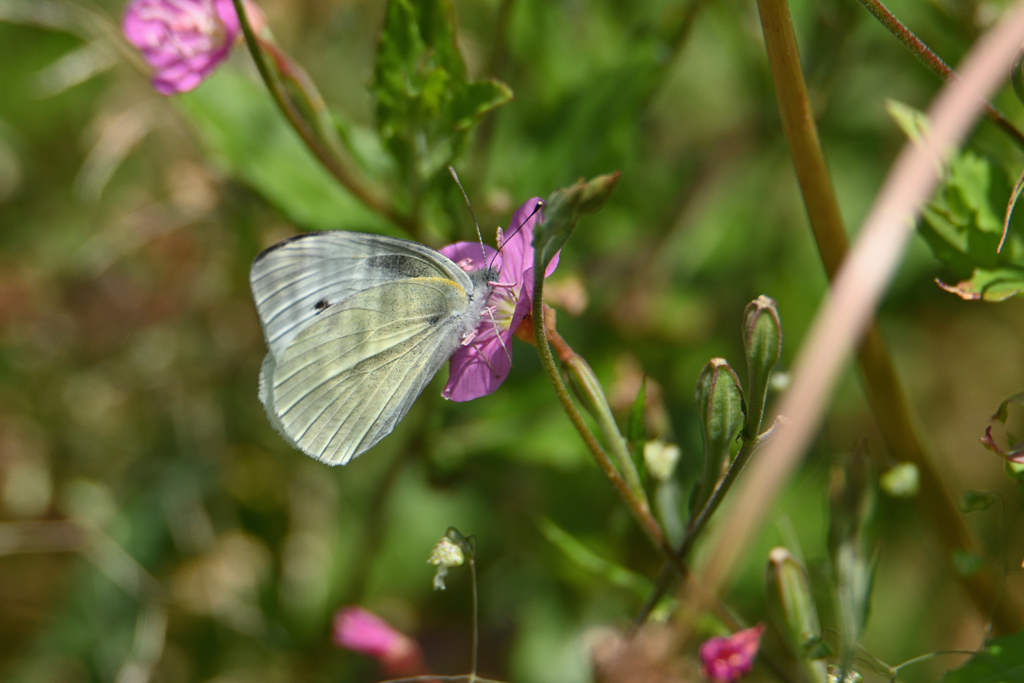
250,231,475,359
262,277,472,465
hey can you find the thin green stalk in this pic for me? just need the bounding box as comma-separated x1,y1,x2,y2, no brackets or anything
631,422,775,630
530,289,667,555
757,0,1017,633
230,0,415,234
469,552,478,680
592,408,647,502
856,0,1024,152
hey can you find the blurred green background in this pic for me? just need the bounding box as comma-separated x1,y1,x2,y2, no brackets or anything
2,0,1024,681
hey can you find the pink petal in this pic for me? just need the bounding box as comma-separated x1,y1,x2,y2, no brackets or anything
213,0,241,37
122,0,234,96
443,330,513,402
438,241,501,274
334,607,402,658
332,607,425,677
699,624,765,683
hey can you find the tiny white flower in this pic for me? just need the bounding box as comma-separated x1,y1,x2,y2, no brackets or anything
428,536,464,591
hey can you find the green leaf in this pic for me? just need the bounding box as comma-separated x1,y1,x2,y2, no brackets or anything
941,631,1024,683
890,102,1024,300
991,392,1024,424
371,0,513,184
536,517,653,599
935,267,1024,302
177,70,393,233
885,99,929,144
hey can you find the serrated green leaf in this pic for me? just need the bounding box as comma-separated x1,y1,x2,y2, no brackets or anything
991,392,1024,423
893,102,1024,299
177,70,393,234
941,631,1024,683
936,267,1024,302
371,0,512,184
885,99,929,144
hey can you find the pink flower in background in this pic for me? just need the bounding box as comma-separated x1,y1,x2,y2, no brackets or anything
122,0,255,95
699,624,765,683
439,197,559,402
333,607,426,676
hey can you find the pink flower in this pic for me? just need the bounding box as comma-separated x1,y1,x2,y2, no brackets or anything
122,0,254,95
699,624,765,683
333,607,426,676
439,197,559,402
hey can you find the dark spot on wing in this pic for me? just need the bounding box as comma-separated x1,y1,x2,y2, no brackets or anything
365,254,435,279
428,314,442,325
314,299,330,313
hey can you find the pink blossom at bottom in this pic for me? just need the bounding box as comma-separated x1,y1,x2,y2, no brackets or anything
333,607,426,676
699,624,765,683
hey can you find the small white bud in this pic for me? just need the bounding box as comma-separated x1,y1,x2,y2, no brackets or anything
643,440,681,482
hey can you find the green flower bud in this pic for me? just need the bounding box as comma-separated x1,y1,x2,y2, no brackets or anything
536,173,620,271
828,451,875,646
828,450,874,555
693,358,744,514
742,295,782,439
765,548,827,664
565,354,611,424
565,354,646,499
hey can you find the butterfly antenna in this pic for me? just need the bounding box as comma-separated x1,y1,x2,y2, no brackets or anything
490,199,545,270
449,166,487,262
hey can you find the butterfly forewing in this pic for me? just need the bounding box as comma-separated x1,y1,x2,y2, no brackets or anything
266,277,473,465
250,232,474,359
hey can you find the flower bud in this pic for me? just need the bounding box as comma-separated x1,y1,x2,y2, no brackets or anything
122,0,263,95
828,450,874,555
536,173,620,271
741,296,782,438
828,450,874,644
693,358,744,514
565,354,645,498
765,548,827,665
565,354,612,425
699,624,765,683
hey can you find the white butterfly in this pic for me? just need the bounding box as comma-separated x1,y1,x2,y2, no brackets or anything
250,231,498,465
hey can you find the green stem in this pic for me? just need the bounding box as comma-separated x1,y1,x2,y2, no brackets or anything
631,421,776,629
757,0,1016,633
230,0,416,234
530,274,669,559
855,0,1024,152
